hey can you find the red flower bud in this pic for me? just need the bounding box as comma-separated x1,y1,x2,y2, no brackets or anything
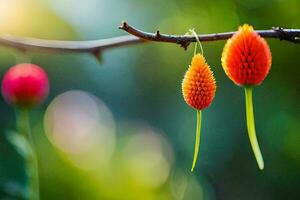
2,63,49,108
221,24,272,86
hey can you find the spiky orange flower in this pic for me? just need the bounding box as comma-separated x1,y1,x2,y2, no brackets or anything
221,24,272,86
221,24,272,170
182,54,216,110
182,53,216,172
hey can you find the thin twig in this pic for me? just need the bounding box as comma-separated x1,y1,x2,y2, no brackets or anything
0,22,298,54
0,34,144,54
119,21,300,49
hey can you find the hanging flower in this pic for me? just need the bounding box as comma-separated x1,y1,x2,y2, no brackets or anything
182,53,216,172
182,54,216,110
221,24,271,86
221,24,272,170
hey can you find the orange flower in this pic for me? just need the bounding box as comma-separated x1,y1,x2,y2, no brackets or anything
221,24,272,170
182,53,216,172
182,54,216,110
221,24,271,86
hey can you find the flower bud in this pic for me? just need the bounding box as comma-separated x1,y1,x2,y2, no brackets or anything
2,63,49,108
221,24,272,86
182,54,216,110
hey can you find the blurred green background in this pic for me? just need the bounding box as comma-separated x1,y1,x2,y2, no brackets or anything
0,0,299,199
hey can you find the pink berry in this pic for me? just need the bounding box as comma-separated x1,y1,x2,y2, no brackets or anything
2,63,49,108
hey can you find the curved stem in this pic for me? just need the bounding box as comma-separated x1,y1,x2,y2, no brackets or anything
191,110,202,172
190,29,204,56
193,42,198,56
244,87,264,170
16,109,40,200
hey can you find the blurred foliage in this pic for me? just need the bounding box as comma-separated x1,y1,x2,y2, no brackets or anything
0,0,299,199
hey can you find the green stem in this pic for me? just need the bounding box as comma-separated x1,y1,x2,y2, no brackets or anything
16,109,40,200
193,42,198,56
191,110,202,172
189,29,204,56
244,87,264,170
15,50,31,64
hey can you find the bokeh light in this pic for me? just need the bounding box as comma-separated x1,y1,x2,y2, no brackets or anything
0,0,20,31
121,122,174,189
44,90,116,170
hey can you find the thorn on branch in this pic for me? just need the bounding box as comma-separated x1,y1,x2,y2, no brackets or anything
92,50,101,58
155,30,160,38
178,41,190,50
119,21,129,31
16,47,27,53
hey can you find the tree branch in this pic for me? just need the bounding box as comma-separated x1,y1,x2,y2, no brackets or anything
0,34,144,54
119,21,300,49
0,22,298,55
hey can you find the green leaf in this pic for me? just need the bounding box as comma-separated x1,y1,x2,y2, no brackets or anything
6,131,32,158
